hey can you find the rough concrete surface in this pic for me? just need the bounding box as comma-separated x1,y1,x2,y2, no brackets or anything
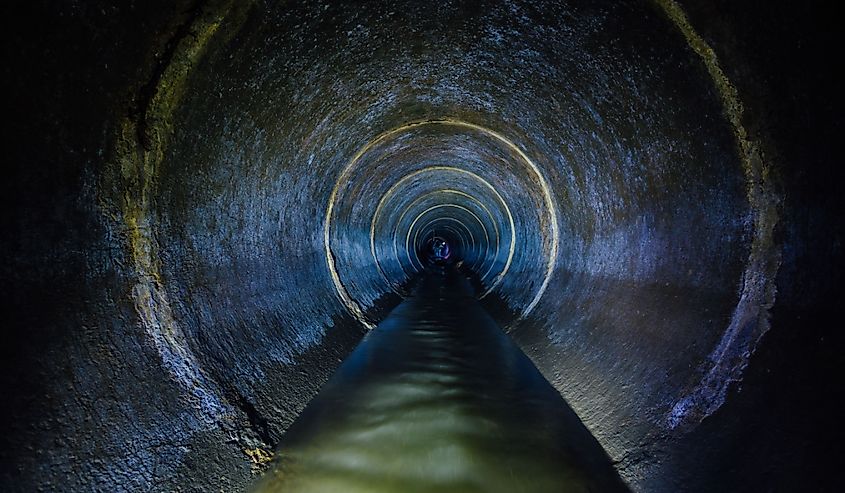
2,0,841,491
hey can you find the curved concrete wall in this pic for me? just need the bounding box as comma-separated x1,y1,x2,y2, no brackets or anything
2,0,839,491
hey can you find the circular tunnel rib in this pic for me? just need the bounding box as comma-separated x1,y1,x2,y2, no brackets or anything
327,120,559,324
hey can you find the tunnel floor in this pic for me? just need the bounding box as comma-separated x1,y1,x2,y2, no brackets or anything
253,267,628,493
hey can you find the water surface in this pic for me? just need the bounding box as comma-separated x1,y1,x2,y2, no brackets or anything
254,267,628,493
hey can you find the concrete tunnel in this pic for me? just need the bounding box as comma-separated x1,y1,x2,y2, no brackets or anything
2,0,842,491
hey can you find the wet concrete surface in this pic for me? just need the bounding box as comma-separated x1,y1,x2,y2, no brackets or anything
3,1,841,490
253,266,628,493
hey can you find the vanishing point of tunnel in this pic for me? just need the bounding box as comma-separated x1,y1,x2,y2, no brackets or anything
2,0,841,492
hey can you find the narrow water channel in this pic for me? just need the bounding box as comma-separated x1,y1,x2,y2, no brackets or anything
254,267,628,493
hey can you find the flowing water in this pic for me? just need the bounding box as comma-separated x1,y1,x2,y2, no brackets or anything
254,267,628,493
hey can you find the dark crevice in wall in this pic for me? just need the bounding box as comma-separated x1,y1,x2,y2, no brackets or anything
130,0,203,150
227,388,277,449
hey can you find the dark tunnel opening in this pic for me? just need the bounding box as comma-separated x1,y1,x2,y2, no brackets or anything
422,236,454,263
2,0,842,491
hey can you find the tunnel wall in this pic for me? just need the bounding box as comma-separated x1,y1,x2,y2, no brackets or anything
2,1,372,490
158,3,757,488
2,0,841,492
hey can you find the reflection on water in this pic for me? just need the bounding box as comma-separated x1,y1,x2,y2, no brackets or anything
254,268,628,493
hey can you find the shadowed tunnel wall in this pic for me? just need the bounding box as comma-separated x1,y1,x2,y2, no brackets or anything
1,0,841,491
